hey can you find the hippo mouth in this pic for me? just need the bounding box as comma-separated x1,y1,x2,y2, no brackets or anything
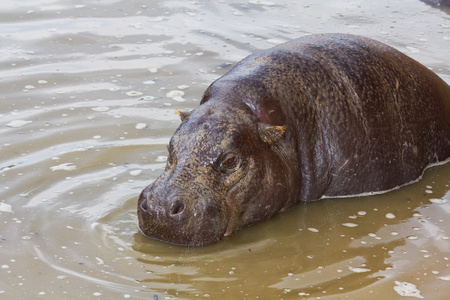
137,189,230,247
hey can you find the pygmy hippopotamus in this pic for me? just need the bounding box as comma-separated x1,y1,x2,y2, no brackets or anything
138,33,450,246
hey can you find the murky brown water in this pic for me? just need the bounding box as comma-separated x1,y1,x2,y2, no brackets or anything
1,0,449,299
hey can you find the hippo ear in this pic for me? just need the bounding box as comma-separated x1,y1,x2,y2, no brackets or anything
258,123,286,144
176,109,191,122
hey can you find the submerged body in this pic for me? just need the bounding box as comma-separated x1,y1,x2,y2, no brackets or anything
138,33,450,246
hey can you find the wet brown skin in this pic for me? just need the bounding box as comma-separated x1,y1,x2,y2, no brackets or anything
138,33,450,246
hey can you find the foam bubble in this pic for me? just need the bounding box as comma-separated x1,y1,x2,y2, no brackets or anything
0,203,13,213
429,198,446,204
135,123,147,130
393,281,424,298
50,163,77,171
385,213,396,219
91,107,110,112
349,267,371,273
6,120,32,128
129,170,142,176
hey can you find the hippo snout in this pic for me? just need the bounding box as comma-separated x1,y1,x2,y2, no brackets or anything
137,184,229,246
140,189,186,219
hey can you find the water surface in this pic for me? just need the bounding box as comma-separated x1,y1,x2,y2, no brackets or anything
1,0,449,299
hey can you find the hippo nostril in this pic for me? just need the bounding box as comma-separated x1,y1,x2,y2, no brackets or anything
140,199,148,211
171,202,185,215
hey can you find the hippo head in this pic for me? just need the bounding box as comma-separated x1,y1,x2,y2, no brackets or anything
137,94,297,246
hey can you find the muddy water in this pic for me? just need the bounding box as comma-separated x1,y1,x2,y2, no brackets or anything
1,0,449,299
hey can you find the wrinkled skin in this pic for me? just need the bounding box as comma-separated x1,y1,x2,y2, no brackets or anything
138,33,450,246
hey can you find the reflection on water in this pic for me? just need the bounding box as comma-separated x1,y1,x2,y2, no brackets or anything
0,0,449,299
131,166,450,299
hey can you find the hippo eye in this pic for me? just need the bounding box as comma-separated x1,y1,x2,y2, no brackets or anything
219,154,240,172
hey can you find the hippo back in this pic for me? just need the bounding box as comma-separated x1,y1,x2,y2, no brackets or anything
204,33,450,199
